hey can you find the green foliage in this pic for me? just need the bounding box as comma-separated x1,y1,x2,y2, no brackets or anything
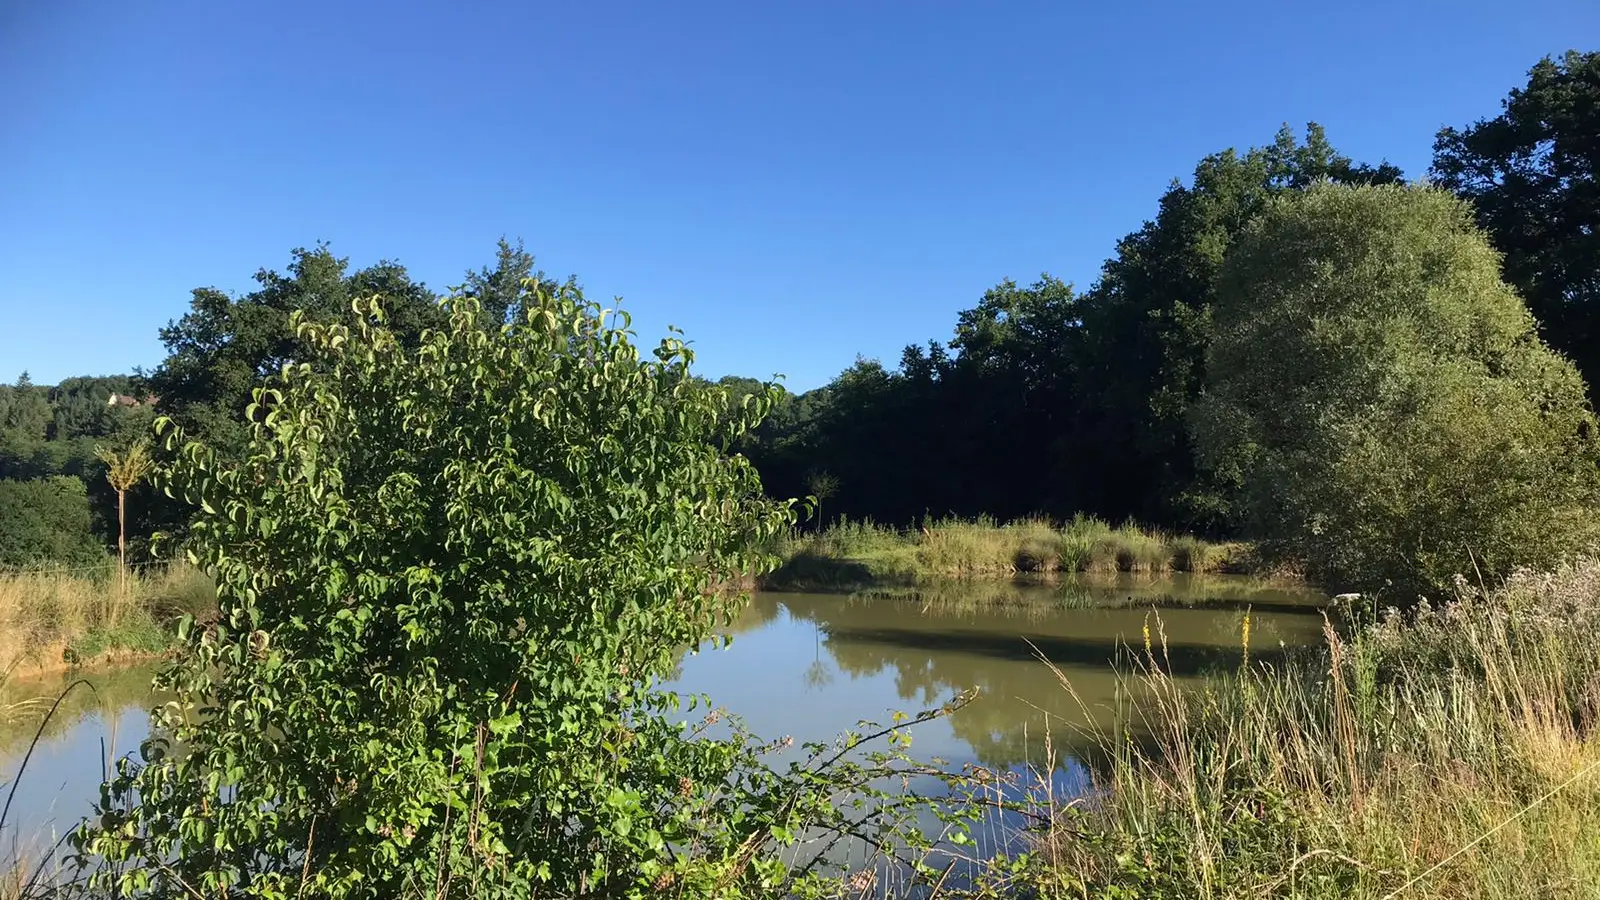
145,245,451,456
49,375,147,442
0,372,163,565
460,237,561,328
0,477,107,569
1433,50,1600,397
0,373,52,469
0,373,85,487
1073,124,1404,530
743,125,1402,537
94,439,154,496
71,284,972,897
1192,183,1600,595
749,275,1086,526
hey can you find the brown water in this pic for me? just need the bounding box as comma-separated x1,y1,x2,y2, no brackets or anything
0,574,1326,860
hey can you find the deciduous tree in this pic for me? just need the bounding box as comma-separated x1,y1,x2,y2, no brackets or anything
1192,183,1600,595
1432,50,1600,394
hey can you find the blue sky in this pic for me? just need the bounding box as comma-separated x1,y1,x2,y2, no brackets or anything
3,1,1596,391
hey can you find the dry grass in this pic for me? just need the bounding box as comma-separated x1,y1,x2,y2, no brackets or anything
0,563,214,677
974,561,1600,899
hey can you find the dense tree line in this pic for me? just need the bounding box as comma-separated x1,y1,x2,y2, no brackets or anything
4,50,1594,594
0,373,154,566
740,53,1600,558
737,124,1408,533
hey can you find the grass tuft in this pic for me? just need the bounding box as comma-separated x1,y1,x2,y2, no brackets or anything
983,560,1600,899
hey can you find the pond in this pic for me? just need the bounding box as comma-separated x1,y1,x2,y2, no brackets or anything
0,574,1327,866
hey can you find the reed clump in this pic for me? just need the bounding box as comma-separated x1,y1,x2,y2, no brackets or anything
0,563,214,676
763,515,1238,589
985,561,1600,899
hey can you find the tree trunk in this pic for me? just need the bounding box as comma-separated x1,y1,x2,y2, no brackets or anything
117,487,127,598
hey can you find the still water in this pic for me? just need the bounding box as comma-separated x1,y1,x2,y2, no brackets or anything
1,574,1326,858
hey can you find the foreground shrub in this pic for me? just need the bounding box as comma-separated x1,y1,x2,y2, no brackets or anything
67,288,871,897
1193,183,1600,597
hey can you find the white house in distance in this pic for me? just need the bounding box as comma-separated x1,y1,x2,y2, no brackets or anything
106,392,148,408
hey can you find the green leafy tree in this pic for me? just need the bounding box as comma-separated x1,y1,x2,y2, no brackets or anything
461,237,563,327
0,372,51,477
70,281,934,896
0,476,106,569
1075,124,1403,529
145,245,449,455
1192,183,1600,595
1432,50,1600,394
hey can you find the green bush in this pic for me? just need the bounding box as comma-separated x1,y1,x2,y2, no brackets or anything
1193,184,1600,596
70,288,925,897
0,476,107,568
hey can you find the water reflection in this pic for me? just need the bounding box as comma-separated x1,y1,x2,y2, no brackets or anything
677,576,1326,772
1,663,163,857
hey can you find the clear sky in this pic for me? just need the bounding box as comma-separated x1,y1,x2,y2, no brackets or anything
2,1,1596,391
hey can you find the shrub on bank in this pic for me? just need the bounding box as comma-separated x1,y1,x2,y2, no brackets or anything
1194,184,1600,598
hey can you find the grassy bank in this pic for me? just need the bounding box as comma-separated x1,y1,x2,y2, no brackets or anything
974,562,1600,899
764,515,1256,591
0,563,214,677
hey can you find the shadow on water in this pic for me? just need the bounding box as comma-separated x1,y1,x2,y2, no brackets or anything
817,624,1293,676
686,577,1329,881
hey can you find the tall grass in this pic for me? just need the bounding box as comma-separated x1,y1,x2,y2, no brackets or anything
986,561,1600,899
0,563,214,676
764,515,1237,590
0,566,211,897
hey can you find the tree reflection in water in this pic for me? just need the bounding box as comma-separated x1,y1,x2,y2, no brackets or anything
754,576,1326,772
